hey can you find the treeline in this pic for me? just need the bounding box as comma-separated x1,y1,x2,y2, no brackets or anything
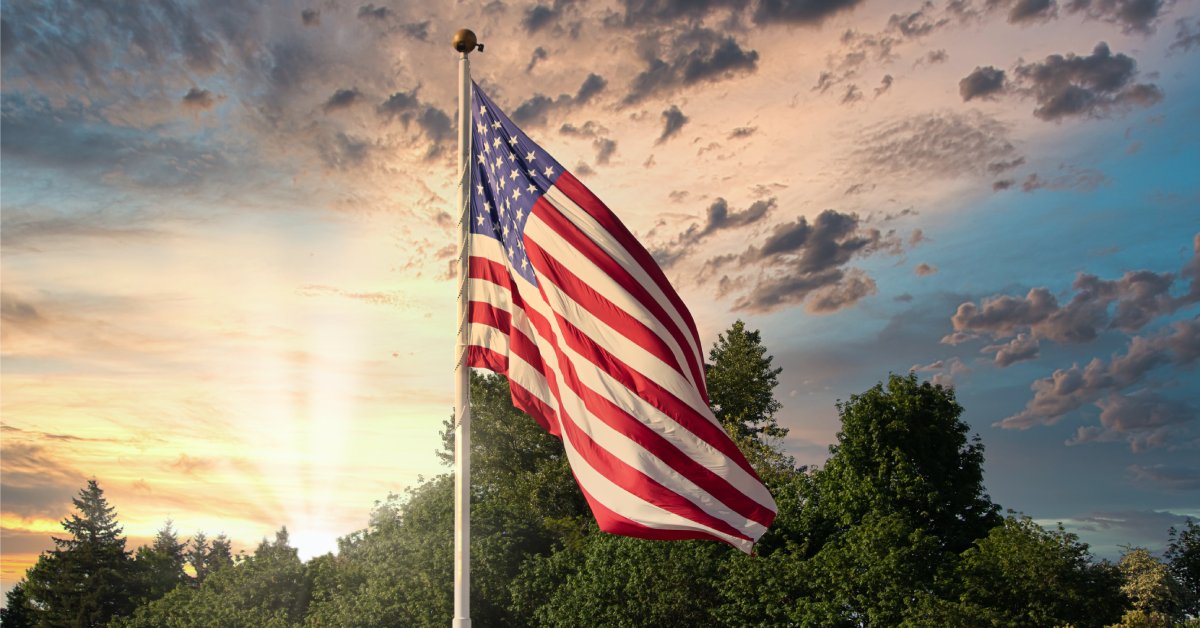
3,322,1198,627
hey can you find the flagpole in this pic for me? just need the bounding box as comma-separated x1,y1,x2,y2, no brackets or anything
452,28,479,628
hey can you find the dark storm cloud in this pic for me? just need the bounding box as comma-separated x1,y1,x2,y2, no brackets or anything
182,87,216,110
1066,0,1163,34
378,89,421,120
619,0,749,24
593,138,618,164
853,111,1020,180
0,442,87,518
524,5,558,32
724,209,900,313
1013,43,1162,121
301,9,320,26
874,75,894,97
993,179,1015,190
1007,0,1057,24
959,66,1006,101
946,240,1199,347
918,49,949,66
623,28,758,105
999,317,1200,436
841,84,864,104
652,197,774,267
657,105,689,143
729,126,757,139
752,0,865,25
527,46,548,72
510,74,609,127
374,89,452,160
323,88,362,113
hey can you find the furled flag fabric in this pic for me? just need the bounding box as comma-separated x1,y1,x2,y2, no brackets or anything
465,82,776,552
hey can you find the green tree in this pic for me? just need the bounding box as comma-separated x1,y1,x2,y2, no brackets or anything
22,479,137,627
1114,546,1187,626
1,582,36,627
132,520,188,602
705,320,785,441
919,515,1125,627
119,527,310,627
1166,519,1200,618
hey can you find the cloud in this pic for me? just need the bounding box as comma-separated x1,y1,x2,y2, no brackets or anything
511,74,609,127
888,3,950,36
729,126,757,138
1171,17,1200,53
323,88,362,113
874,75,894,97
623,28,758,105
959,66,1006,101
653,197,774,267
752,0,865,25
1013,42,1162,121
182,88,217,110
317,132,371,170
1006,0,1058,24
657,105,689,143
997,317,1200,439
1066,0,1164,34
357,4,391,21
1127,464,1200,491
301,9,320,26
910,356,971,387
724,209,900,314
945,239,1200,346
527,46,548,72
982,332,1041,366
915,262,938,276
1021,168,1107,192
853,111,1020,181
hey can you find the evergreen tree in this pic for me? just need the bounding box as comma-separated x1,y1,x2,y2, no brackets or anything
132,520,189,602
705,320,786,441
23,480,137,626
186,531,211,585
1,581,35,627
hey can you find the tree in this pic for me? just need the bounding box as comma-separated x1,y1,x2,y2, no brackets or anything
1114,546,1187,626
132,520,189,602
705,320,785,441
924,515,1125,627
1,582,35,627
815,373,1000,555
22,479,138,626
1166,518,1200,618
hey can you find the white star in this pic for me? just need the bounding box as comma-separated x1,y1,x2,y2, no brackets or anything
512,187,522,200
475,213,484,225
508,136,518,146
527,183,537,194
543,165,555,177
492,121,501,130
506,244,515,259
476,122,486,134
483,142,491,154
507,153,517,163
525,151,536,161
477,154,486,165
479,105,487,115
493,156,503,170
476,184,484,195
498,176,506,190
492,137,501,148
483,201,492,212
521,257,529,270
508,169,519,181
516,207,526,221
501,223,509,237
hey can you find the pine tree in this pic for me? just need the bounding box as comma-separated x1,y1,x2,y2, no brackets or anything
132,520,189,601
705,320,786,441
23,480,136,626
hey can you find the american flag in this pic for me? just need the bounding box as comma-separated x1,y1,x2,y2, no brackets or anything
464,82,776,552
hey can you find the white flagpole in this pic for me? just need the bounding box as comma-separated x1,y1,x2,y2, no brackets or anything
452,28,479,628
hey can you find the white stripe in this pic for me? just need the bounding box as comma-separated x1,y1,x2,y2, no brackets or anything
523,212,701,394
514,272,770,539
542,184,704,377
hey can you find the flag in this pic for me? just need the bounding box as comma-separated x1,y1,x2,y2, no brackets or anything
464,82,776,552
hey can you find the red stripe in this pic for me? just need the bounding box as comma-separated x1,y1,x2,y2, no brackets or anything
508,376,559,436
524,236,683,377
554,171,708,403
467,345,507,376
531,198,707,402
469,256,514,292
578,483,731,544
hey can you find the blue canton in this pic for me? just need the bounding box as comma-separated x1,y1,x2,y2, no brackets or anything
469,83,566,286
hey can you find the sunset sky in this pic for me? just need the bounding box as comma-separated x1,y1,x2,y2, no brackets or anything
2,0,1199,597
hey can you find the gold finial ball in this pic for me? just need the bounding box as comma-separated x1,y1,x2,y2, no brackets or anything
452,29,478,54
